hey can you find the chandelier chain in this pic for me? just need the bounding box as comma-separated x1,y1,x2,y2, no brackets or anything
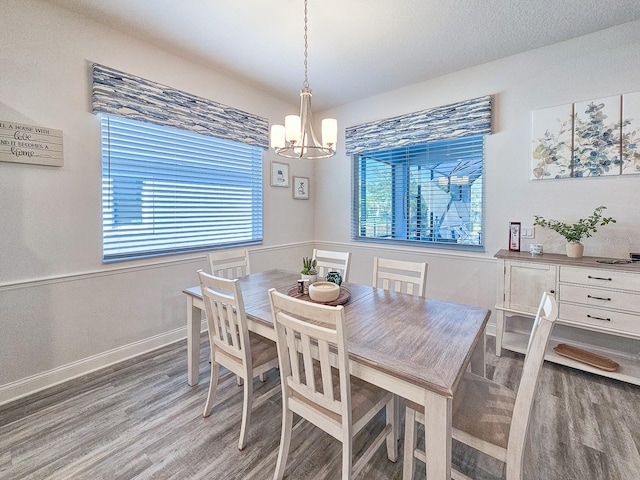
303,0,309,88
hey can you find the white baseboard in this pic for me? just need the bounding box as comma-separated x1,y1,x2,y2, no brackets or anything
0,323,205,407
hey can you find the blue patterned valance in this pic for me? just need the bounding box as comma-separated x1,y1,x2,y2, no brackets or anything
92,63,269,149
345,95,492,155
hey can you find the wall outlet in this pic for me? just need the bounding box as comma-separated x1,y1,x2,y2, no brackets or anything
521,227,535,239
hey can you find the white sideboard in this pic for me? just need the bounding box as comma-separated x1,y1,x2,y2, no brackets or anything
494,249,640,385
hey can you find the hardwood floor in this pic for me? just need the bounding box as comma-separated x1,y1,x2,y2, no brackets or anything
1,335,639,479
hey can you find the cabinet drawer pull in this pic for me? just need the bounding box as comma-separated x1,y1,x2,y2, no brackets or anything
587,294,611,301
587,275,612,281
587,314,611,322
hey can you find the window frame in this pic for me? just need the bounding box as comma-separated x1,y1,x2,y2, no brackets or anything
100,114,264,262
351,135,486,251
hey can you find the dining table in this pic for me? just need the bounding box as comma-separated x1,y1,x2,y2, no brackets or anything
183,269,490,480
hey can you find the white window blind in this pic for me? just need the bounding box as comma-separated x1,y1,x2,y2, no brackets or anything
101,115,263,261
352,135,484,248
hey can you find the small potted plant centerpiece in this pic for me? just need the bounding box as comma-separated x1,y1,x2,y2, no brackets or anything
301,257,318,284
533,206,616,258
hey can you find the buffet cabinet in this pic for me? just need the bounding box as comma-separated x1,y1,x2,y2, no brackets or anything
494,249,640,385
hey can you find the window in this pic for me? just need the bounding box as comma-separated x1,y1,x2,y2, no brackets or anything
352,135,484,248
101,115,263,261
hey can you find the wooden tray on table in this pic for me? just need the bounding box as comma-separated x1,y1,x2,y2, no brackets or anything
286,286,351,306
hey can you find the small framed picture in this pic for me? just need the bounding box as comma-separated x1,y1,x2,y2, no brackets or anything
292,176,309,200
509,222,521,252
271,161,289,187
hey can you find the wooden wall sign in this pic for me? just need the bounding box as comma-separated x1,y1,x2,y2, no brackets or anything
0,120,63,166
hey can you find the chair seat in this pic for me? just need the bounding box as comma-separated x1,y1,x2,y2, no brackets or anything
407,371,516,450
216,332,278,372
291,365,391,427
248,332,279,367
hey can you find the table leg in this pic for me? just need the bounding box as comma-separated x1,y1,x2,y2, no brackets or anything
469,327,486,377
495,309,505,357
187,296,201,386
423,389,452,480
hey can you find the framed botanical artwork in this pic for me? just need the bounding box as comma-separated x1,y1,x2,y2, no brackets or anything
270,161,289,187
622,91,640,175
572,95,621,177
531,103,573,180
292,176,309,200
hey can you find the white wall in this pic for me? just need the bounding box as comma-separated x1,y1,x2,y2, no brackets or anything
314,19,640,312
0,0,313,402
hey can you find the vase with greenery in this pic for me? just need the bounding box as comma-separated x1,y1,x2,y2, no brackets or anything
533,206,616,258
301,257,318,284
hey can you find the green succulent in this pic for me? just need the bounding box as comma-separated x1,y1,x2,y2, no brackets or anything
301,257,317,275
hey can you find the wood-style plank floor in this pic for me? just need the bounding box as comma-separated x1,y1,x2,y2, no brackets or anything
1,336,639,479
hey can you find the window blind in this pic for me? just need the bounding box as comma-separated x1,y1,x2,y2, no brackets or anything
352,135,484,247
101,115,263,260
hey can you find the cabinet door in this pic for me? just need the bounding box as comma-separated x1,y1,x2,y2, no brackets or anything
504,261,557,314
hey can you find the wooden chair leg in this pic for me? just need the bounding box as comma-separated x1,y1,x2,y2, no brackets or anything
203,362,219,417
403,407,417,480
273,408,293,480
386,395,399,462
342,436,353,480
238,376,253,450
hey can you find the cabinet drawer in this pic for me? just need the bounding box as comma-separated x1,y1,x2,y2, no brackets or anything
559,302,640,336
560,266,640,291
559,284,640,313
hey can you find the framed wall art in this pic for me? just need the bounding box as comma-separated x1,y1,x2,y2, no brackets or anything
509,222,521,252
292,176,309,200
622,91,640,175
271,161,289,187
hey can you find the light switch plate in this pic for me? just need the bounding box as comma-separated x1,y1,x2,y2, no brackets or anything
521,227,535,239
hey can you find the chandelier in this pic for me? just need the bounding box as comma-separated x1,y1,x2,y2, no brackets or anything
270,0,337,159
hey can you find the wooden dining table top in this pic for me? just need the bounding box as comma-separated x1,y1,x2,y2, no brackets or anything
184,269,490,398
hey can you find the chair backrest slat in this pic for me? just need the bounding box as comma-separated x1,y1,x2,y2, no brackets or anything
507,291,558,478
269,288,349,420
372,257,428,298
208,249,251,279
198,270,250,366
312,248,351,282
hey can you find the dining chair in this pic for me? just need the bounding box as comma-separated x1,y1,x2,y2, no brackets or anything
268,288,398,479
403,292,558,480
208,249,251,279
372,257,428,297
197,270,279,451
312,248,351,282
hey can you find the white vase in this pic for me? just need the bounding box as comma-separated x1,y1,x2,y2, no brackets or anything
566,241,584,258
301,273,317,285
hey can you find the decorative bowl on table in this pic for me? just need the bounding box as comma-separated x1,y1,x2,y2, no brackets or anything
308,281,340,302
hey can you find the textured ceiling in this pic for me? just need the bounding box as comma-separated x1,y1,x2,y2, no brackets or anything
48,0,640,110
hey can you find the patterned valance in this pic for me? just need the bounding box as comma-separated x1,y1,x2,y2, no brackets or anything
92,63,269,149
345,95,492,155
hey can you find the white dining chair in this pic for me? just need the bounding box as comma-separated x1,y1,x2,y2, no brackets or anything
312,248,351,282
198,270,279,451
208,249,251,279
403,292,558,480
268,288,398,479
372,257,428,297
